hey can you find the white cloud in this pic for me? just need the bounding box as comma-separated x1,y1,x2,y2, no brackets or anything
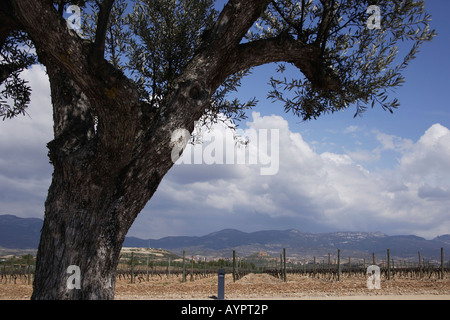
344,125,360,134
374,130,414,152
134,114,450,239
399,124,450,185
0,65,53,145
343,130,414,165
0,64,53,218
346,148,380,163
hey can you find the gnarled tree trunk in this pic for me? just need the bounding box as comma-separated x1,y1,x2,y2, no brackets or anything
32,66,129,299
8,0,336,299
30,45,214,298
30,59,211,298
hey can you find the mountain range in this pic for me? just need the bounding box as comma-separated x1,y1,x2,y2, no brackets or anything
124,228,450,261
1,214,449,261
0,214,42,249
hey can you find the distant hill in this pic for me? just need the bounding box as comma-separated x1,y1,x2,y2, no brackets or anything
0,214,42,249
1,214,449,261
124,228,450,261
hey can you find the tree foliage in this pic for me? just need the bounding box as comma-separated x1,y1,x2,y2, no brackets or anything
258,0,436,120
1,0,436,123
80,0,257,125
0,31,35,120
80,0,436,125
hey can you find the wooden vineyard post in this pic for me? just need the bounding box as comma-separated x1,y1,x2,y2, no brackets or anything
328,253,332,280
168,257,171,278
337,249,341,281
313,256,316,278
130,252,135,284
27,255,31,285
328,253,331,273
233,250,236,283
204,257,206,278
27,254,31,285
190,256,194,281
418,251,423,279
146,254,149,282
182,250,186,283
387,249,391,280
441,248,445,280
278,254,281,279
283,248,287,282
372,252,376,265
348,256,351,277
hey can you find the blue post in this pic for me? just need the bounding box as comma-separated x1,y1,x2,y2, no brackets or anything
217,269,225,300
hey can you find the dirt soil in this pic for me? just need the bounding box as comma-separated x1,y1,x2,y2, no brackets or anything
1,273,450,300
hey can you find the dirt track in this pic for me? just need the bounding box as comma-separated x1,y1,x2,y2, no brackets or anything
1,273,449,300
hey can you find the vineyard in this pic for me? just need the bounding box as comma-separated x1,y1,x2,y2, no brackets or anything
1,247,449,299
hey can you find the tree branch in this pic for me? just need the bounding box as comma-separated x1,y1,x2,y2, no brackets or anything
11,0,91,91
199,0,342,94
0,1,21,48
10,0,139,105
226,34,342,92
91,0,115,65
316,0,335,53
204,0,272,50
300,0,306,32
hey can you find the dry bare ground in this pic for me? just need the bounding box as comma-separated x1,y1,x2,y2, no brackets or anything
1,273,449,300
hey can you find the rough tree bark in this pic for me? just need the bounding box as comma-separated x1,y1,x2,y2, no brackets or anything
4,0,340,299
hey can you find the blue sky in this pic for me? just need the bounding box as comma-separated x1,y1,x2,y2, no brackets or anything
209,0,450,166
230,0,450,160
0,0,449,241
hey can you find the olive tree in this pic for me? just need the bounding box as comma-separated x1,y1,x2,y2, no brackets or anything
0,0,435,299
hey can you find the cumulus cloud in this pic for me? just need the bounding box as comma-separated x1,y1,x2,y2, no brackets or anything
399,124,450,184
375,131,413,152
132,113,450,239
0,64,53,218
